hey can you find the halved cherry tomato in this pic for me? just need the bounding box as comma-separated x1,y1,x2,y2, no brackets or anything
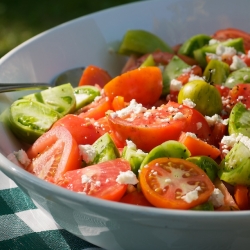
212,28,250,51
52,114,100,145
108,101,211,152
26,126,82,183
104,66,163,106
57,158,131,201
119,190,153,207
210,122,227,148
139,157,214,209
78,96,113,120
178,132,221,159
78,65,112,88
234,185,250,210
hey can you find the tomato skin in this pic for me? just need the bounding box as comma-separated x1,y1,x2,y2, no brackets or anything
104,67,163,106
234,185,250,210
120,190,153,207
52,114,100,145
108,101,189,152
78,65,112,88
228,83,250,109
26,126,82,183
139,157,214,209
58,158,131,201
78,96,113,120
212,28,250,51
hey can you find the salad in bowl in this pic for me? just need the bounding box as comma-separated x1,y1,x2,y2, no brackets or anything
1,0,250,249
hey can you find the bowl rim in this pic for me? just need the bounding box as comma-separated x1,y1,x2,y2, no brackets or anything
1,0,250,220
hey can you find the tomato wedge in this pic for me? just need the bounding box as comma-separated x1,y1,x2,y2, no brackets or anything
26,126,82,183
77,96,113,120
52,114,100,145
78,65,112,88
139,157,214,209
104,66,163,106
57,158,131,201
108,101,211,152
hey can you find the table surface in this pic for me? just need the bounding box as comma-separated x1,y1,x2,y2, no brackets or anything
0,170,103,250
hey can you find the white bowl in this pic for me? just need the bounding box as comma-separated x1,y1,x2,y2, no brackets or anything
1,0,250,249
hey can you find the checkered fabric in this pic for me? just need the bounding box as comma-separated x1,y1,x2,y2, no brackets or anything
0,171,102,250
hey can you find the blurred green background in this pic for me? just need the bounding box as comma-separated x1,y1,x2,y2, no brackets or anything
0,0,142,58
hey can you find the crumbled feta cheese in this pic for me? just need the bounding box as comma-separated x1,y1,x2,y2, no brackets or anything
216,44,237,56
81,174,92,184
111,99,147,118
221,133,250,150
205,114,228,127
188,74,205,82
7,149,31,168
208,39,220,45
170,79,183,91
168,106,179,112
116,170,138,185
182,98,196,108
209,188,225,207
79,144,96,163
126,140,137,150
186,132,197,138
173,112,184,120
206,53,222,61
182,186,202,203
230,55,247,71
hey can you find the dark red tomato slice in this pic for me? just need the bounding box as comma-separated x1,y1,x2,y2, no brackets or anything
182,106,212,143
212,28,250,51
119,190,153,207
78,65,112,88
228,83,250,109
77,96,113,120
52,114,100,145
108,101,190,152
104,66,163,106
139,157,214,209
210,122,227,148
26,126,82,183
108,101,211,152
57,158,131,201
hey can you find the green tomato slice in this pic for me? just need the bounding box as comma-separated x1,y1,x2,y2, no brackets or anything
9,99,61,144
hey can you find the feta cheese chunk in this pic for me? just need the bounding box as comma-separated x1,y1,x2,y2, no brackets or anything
116,170,138,185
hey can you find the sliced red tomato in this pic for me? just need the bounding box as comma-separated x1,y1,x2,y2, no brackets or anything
26,126,82,183
108,101,211,152
104,66,163,106
139,157,214,209
78,65,112,88
209,122,227,148
52,114,100,145
108,101,189,152
57,158,131,201
212,28,250,51
228,83,250,109
179,132,221,159
119,190,153,207
78,96,113,120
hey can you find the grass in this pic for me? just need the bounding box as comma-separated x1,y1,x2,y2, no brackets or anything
0,0,141,57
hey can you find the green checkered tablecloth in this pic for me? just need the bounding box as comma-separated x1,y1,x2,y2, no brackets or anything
0,170,102,250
